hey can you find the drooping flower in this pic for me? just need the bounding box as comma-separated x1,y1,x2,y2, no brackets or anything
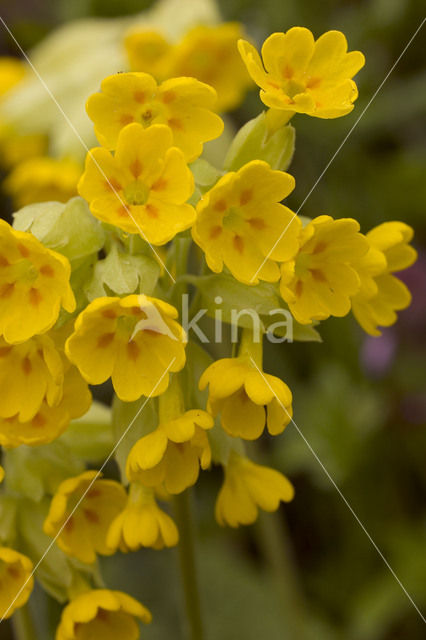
125,30,173,79
170,23,253,112
65,294,186,401
239,27,365,118
351,222,417,335
279,215,368,324
77,123,195,245
0,365,91,448
0,220,75,344
3,156,81,208
86,72,223,161
0,547,34,619
44,471,127,565
126,410,213,494
192,160,301,285
56,589,152,640
215,451,294,527
107,482,179,551
200,357,292,440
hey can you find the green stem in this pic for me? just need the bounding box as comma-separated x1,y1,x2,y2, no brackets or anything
173,490,204,640
11,604,37,640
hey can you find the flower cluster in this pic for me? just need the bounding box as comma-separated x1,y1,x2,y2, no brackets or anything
0,17,417,640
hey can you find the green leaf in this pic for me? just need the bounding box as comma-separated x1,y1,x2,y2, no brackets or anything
58,401,114,462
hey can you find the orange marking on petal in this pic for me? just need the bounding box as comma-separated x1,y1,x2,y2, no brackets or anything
0,346,12,357
31,413,46,428
130,306,142,315
311,269,326,283
152,177,168,191
102,309,117,319
117,206,129,218
40,264,54,277
129,158,143,178
248,218,266,230
0,256,9,267
87,488,101,499
240,189,252,206
97,333,115,348
22,357,32,375
127,341,140,361
83,509,99,524
105,177,122,192
17,243,30,258
306,77,321,89
120,113,134,126
0,283,15,299
65,517,74,532
282,65,294,79
133,91,145,103
145,204,158,219
268,80,280,89
233,235,244,254
162,90,176,104
7,566,21,579
313,241,327,254
29,288,42,307
168,117,183,131
209,225,222,239
295,280,303,297
214,199,227,213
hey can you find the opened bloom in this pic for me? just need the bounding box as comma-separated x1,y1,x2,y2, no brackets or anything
107,483,179,551
126,410,213,494
215,452,294,527
192,160,301,285
239,27,364,118
0,220,75,343
78,123,195,245
44,471,127,565
280,215,368,324
0,547,34,619
351,222,417,335
56,589,152,640
200,356,292,440
66,294,186,401
86,72,223,162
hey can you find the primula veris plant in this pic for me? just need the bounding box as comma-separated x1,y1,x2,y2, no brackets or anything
0,14,418,640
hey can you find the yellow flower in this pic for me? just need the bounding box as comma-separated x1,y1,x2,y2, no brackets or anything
44,471,127,565
65,294,186,401
192,160,301,285
239,27,365,118
56,589,152,640
0,365,91,448
351,222,417,336
171,24,253,112
78,123,195,245
126,410,213,494
200,357,292,440
215,452,294,527
0,547,34,619
3,156,81,208
0,57,26,97
279,215,368,324
125,30,173,79
107,483,179,551
0,131,47,170
0,220,75,344
86,72,223,162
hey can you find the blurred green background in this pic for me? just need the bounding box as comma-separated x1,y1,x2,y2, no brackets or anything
0,0,425,639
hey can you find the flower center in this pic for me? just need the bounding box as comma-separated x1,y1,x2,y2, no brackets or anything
284,78,306,99
222,206,242,231
123,180,150,206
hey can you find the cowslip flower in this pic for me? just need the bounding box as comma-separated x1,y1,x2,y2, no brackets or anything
170,23,253,112
56,589,152,640
107,482,179,551
78,123,195,245
3,156,81,208
86,72,223,162
0,365,91,448
239,27,365,118
0,333,63,421
200,357,292,440
44,471,127,565
0,547,34,619
279,215,368,324
215,452,294,527
192,160,301,285
65,294,186,401
0,57,26,96
125,30,173,79
126,410,213,494
351,222,417,335
0,220,75,344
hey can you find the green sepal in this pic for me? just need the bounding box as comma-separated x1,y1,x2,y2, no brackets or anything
190,158,223,191
0,495,18,545
224,112,295,172
85,242,161,300
12,196,105,263
112,395,158,484
58,401,114,462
